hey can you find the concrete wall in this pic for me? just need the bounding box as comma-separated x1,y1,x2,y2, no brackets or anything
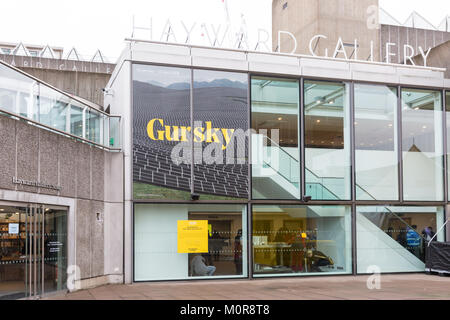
21,68,111,108
0,113,124,289
272,0,381,61
0,54,114,107
105,49,132,283
412,41,450,79
380,25,450,66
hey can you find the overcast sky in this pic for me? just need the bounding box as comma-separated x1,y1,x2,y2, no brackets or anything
0,0,448,62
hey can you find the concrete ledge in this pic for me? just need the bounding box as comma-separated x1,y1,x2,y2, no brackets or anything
73,274,124,292
191,47,248,71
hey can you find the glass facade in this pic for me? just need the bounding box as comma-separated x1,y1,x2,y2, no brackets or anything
132,64,192,200
130,62,449,281
134,203,247,281
402,88,444,201
0,62,120,149
304,81,351,200
357,206,445,273
354,84,399,200
251,77,300,200
193,70,249,200
252,205,351,277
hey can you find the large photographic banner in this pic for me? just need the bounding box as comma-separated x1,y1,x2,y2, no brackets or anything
132,64,249,200
133,64,192,199
193,70,248,199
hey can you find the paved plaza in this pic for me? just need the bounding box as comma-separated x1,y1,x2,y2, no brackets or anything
45,274,450,300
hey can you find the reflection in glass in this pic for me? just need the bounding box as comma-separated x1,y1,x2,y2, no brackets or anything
356,206,444,273
0,63,36,118
44,209,67,293
109,116,120,148
0,62,117,149
0,206,27,300
251,77,300,200
193,69,248,200
402,89,443,201
355,84,398,200
86,109,102,144
38,86,69,132
70,104,84,138
304,80,351,200
134,204,247,281
132,64,192,200
252,205,351,277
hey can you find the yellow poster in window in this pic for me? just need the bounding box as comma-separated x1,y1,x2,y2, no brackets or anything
177,220,208,253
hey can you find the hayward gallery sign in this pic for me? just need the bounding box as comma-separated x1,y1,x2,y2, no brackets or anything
150,19,433,67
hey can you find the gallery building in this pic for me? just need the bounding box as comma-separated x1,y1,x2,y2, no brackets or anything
0,36,450,298
106,39,450,283
0,60,123,299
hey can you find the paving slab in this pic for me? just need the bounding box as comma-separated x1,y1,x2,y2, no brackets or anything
44,274,450,300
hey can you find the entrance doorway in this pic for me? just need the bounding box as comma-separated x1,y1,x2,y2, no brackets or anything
0,202,67,299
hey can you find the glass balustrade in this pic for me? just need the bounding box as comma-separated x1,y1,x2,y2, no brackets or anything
0,62,121,150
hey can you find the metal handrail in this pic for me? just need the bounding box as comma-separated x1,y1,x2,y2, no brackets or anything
261,135,341,199
428,218,450,246
355,184,426,240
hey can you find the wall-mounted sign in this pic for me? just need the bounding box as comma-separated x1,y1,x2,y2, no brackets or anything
8,223,19,235
147,118,236,150
134,18,434,67
177,220,208,254
0,55,114,74
12,177,62,191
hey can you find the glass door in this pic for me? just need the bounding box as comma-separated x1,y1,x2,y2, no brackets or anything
0,205,27,300
0,202,67,300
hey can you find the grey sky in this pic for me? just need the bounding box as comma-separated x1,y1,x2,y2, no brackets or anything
0,0,448,61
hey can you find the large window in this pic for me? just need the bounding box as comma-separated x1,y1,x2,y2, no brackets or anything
193,70,248,200
134,204,247,281
252,205,352,277
356,206,445,274
304,80,351,200
132,64,192,200
401,88,444,201
355,84,399,200
251,77,300,200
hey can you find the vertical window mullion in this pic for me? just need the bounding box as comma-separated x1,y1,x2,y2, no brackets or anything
300,77,305,201
350,81,356,202
190,68,194,195
398,86,403,203
442,90,448,204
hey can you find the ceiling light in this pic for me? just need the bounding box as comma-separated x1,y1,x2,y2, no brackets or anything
388,124,393,127
422,125,427,129
316,120,321,123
